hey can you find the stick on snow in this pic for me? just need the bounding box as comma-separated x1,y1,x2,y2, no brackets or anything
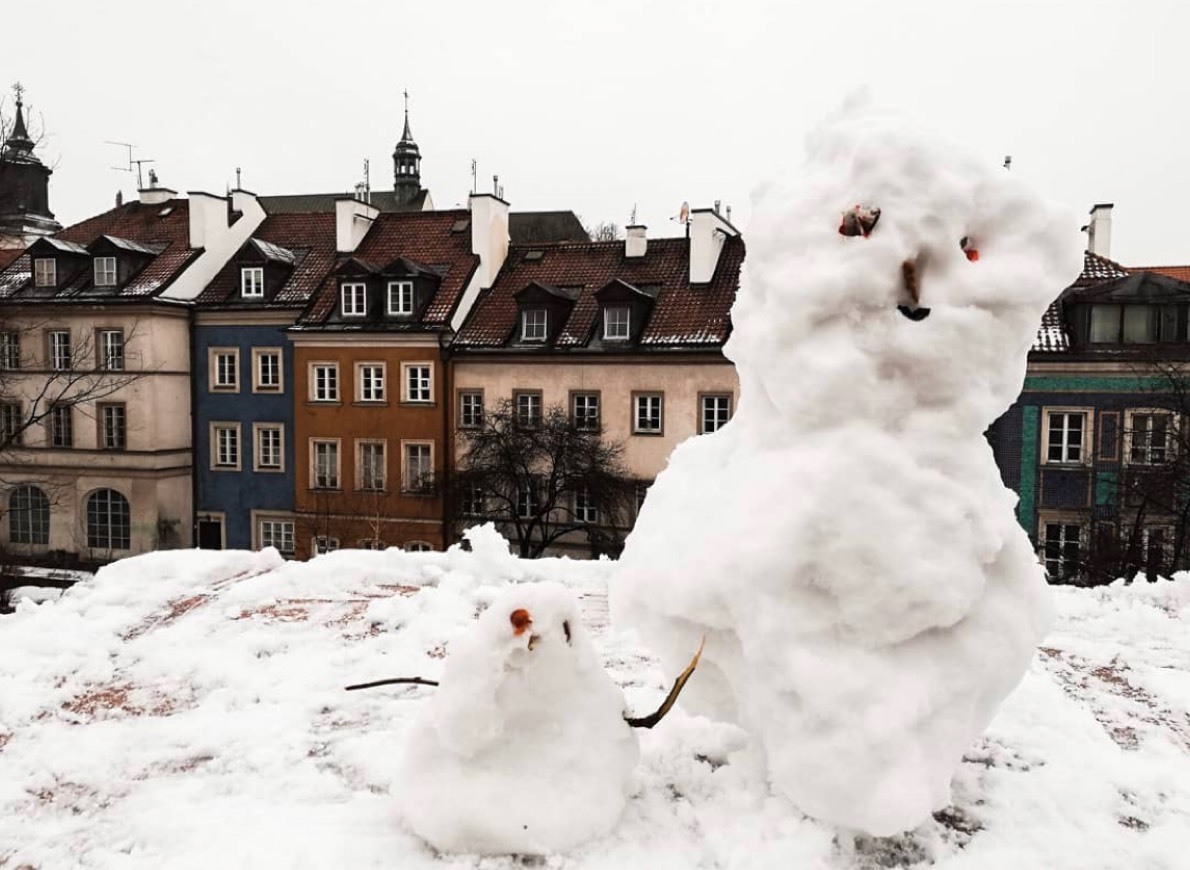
345,676,440,691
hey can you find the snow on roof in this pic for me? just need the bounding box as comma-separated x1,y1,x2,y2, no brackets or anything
1,544,1187,866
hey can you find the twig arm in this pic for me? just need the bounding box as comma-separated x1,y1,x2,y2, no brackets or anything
345,676,440,691
624,636,705,729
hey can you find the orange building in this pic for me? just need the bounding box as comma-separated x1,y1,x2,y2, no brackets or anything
287,197,508,556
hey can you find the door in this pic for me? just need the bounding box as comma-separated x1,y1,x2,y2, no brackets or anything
197,518,224,550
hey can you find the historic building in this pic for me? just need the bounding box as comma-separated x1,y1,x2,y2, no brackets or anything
449,208,744,557
0,84,61,260
990,204,1190,582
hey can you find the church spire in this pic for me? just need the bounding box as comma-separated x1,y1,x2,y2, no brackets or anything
392,88,422,205
4,82,36,158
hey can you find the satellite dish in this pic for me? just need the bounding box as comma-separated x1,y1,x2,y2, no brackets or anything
678,201,690,224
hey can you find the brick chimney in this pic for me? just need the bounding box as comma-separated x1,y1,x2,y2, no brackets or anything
335,197,379,253
689,208,738,284
625,224,647,258
1086,203,1113,257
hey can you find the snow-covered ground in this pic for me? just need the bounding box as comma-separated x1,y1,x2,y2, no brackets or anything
1,538,1188,869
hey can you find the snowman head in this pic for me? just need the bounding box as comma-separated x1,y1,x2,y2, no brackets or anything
730,105,1083,436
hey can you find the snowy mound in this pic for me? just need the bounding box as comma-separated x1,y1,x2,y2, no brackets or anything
400,582,639,854
611,104,1085,835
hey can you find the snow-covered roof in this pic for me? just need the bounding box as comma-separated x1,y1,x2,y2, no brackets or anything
1,543,1187,866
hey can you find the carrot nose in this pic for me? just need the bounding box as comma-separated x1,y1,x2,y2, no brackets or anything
510,609,533,636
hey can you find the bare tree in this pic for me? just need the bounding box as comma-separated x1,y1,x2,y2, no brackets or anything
446,399,637,558
584,221,621,242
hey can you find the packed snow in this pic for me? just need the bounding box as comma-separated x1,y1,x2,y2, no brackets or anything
2,536,1189,868
400,581,638,854
612,103,1086,835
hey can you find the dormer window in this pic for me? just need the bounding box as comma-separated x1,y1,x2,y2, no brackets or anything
94,257,117,287
341,282,367,317
241,267,264,299
388,281,414,316
33,258,56,288
522,308,548,342
604,306,631,340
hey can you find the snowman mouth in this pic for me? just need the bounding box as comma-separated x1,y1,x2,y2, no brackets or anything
898,305,931,321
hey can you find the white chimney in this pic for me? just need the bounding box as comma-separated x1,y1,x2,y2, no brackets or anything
469,193,510,289
335,197,379,253
139,186,177,206
689,208,738,284
1087,203,1113,257
187,191,233,249
625,224,647,258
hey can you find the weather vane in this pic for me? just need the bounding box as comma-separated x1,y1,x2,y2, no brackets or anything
12,81,24,104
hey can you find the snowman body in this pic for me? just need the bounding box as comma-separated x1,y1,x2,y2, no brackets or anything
611,106,1083,835
401,582,638,854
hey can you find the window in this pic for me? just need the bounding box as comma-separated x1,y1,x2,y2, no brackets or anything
603,306,631,340
572,393,600,431
98,329,124,371
211,423,241,470
312,536,339,555
1091,304,1169,344
0,403,22,446
388,281,414,316
517,481,537,519
49,331,72,371
461,483,486,516
514,391,542,428
253,348,282,392
404,541,433,552
312,439,340,489
634,393,664,435
9,485,49,545
403,442,433,492
341,282,367,317
358,441,386,491
403,363,432,403
100,404,126,450
0,332,19,370
254,424,284,472
310,363,339,402
1123,306,1155,344
210,348,239,392
50,404,72,448
1043,521,1081,580
700,395,733,434
459,391,484,428
259,519,295,556
521,308,548,342
1045,411,1087,464
574,488,599,524
241,267,265,298
357,363,386,402
1128,412,1173,465
86,489,130,550
33,258,56,288
93,256,117,287
357,539,386,551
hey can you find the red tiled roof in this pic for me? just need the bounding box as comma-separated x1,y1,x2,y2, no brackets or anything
0,248,22,270
1129,264,1190,283
197,213,337,307
298,210,479,327
0,199,196,300
1074,251,1128,286
453,235,744,349
1031,252,1133,353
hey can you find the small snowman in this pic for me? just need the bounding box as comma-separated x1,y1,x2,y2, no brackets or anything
397,582,639,855
611,104,1083,835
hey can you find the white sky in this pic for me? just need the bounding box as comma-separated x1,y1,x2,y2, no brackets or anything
4,0,1186,265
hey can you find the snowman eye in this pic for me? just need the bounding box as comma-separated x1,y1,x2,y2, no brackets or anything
510,608,533,636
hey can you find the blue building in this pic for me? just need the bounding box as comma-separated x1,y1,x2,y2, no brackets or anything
192,212,337,554
991,248,1190,583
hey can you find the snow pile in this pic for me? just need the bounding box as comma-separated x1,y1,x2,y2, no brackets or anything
401,582,638,854
2,546,1189,867
612,104,1085,835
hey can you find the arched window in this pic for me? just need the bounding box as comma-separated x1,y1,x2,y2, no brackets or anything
9,485,49,545
86,489,130,550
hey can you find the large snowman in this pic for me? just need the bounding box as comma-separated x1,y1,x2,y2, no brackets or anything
611,104,1083,836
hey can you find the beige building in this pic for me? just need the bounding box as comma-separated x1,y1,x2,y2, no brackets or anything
450,210,744,557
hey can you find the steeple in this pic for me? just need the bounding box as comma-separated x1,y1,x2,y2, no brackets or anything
392,89,422,206
0,82,61,246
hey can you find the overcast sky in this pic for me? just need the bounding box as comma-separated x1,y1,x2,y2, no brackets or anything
4,0,1184,265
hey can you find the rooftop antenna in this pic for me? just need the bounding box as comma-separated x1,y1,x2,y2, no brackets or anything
471,159,477,195
105,140,155,189
1003,155,1012,171
493,174,498,196
363,158,371,203
235,167,242,189
726,204,732,222
630,203,637,225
